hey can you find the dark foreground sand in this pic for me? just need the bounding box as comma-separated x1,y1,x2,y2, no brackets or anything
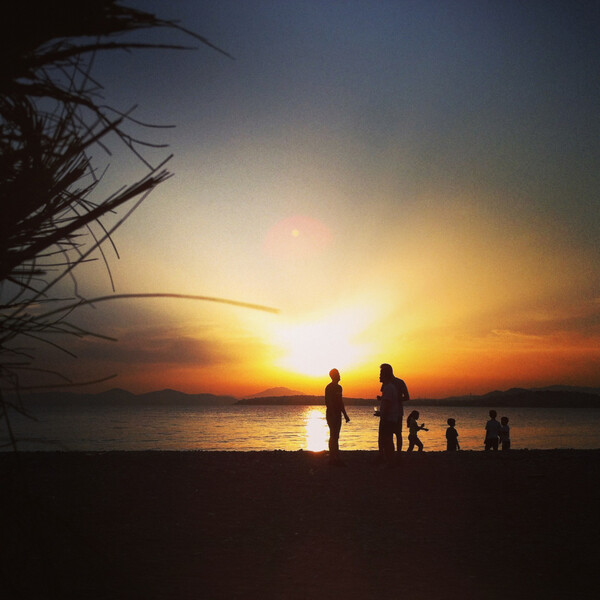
1,450,599,600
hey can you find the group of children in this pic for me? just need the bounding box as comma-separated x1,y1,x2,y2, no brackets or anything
405,408,511,452
483,409,511,451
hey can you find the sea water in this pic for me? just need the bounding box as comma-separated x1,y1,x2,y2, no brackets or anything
2,404,600,452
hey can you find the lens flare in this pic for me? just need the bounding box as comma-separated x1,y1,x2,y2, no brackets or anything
263,215,331,259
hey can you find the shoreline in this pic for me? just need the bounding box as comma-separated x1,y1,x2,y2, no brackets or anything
2,447,600,452
2,450,599,599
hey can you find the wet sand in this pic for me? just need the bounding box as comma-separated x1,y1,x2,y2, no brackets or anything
1,449,599,599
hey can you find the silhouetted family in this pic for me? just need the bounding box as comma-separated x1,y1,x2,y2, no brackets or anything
325,365,511,465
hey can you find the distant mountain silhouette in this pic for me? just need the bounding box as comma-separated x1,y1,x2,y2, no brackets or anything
237,387,600,408
11,385,600,408
413,387,600,408
237,395,326,406
531,385,600,395
18,388,237,407
246,387,305,398
94,388,136,402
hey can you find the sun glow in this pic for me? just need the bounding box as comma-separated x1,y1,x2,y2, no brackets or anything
272,307,374,377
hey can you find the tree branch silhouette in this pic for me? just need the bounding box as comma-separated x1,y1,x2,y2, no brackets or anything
0,2,273,429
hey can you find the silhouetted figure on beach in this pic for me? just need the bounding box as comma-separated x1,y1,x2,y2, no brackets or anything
446,417,460,451
484,409,501,451
325,368,350,465
499,416,511,451
376,364,399,464
379,363,410,453
406,410,428,452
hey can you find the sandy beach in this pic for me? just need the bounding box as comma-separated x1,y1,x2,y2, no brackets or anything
1,449,599,600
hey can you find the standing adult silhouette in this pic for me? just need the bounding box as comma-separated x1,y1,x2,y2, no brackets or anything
379,363,409,454
325,368,350,465
377,364,399,465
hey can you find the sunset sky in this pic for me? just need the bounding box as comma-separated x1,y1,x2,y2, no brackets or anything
34,1,600,399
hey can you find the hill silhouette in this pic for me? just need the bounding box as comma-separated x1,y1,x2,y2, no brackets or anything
246,387,305,398
19,388,237,407
11,385,600,408
415,387,600,408
236,387,600,408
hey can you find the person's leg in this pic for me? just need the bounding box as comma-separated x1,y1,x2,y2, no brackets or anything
327,416,341,460
395,419,403,453
384,434,395,463
381,420,395,463
376,419,385,460
407,434,415,452
329,424,340,453
416,437,423,452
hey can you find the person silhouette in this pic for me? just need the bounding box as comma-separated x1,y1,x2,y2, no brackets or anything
499,416,511,451
484,409,501,451
325,368,350,465
379,363,410,453
446,417,460,451
376,364,399,465
406,410,428,452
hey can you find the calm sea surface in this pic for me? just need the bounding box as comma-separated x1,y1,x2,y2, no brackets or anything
2,405,600,452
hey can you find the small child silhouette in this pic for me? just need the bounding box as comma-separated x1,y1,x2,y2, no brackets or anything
484,409,501,451
446,418,460,451
499,416,510,451
406,410,428,452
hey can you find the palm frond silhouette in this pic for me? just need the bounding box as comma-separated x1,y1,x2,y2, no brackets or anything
0,1,275,420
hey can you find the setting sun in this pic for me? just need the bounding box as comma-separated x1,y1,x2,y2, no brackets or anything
271,307,375,377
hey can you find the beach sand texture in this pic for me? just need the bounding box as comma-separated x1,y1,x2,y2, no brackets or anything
2,450,599,599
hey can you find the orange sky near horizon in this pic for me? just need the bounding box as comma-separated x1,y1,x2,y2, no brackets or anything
50,221,600,400
10,1,600,401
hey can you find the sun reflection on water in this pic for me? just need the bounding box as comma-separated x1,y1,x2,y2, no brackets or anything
304,408,328,451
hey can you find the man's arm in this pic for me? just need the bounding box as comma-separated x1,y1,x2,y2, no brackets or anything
338,386,349,421
342,406,350,422
397,379,410,402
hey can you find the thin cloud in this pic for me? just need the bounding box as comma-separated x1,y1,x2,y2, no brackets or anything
74,327,228,366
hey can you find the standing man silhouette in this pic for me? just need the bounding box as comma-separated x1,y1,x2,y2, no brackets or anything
325,368,350,465
380,363,410,454
377,364,400,465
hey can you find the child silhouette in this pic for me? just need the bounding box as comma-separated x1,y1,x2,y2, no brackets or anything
499,416,510,451
446,417,460,451
484,409,501,451
406,410,428,452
